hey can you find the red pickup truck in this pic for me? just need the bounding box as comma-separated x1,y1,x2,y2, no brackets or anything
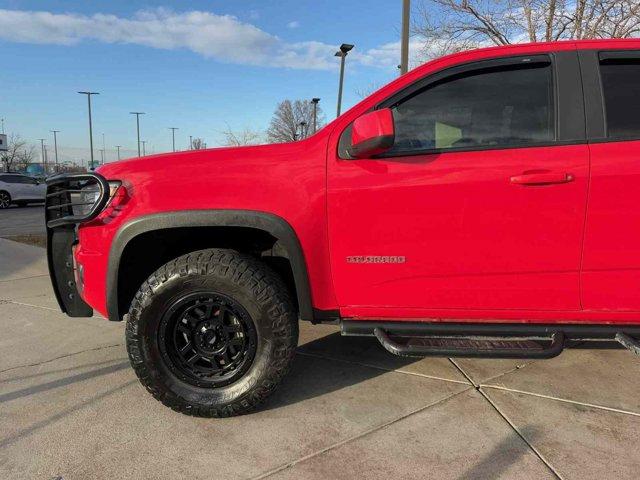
46,39,640,417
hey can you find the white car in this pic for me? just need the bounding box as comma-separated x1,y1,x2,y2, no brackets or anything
0,173,46,209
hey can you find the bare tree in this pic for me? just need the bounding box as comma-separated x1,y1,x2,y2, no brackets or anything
191,137,205,150
413,0,640,59
220,125,264,146
266,99,325,143
0,134,35,172
355,82,384,99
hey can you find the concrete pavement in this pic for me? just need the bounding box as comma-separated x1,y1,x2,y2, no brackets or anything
1,239,639,479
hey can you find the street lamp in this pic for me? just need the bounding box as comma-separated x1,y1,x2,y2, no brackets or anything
335,43,354,117
115,145,121,161
130,112,145,157
50,130,60,172
311,98,320,133
169,127,179,152
400,0,410,75
298,121,308,140
141,140,147,156
78,91,99,168
38,139,46,173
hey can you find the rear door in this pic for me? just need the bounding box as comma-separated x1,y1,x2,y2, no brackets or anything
328,51,589,317
580,49,640,311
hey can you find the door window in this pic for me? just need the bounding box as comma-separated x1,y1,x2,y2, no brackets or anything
388,62,555,155
600,57,640,139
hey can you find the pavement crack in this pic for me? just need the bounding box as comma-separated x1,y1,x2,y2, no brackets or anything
251,387,473,480
479,388,564,480
480,384,640,418
0,274,49,284
448,359,563,480
0,343,124,375
3,300,59,312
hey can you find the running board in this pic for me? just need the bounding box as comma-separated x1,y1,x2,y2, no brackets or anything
373,328,565,359
616,333,640,356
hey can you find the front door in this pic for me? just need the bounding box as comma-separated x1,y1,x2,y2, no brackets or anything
328,53,589,318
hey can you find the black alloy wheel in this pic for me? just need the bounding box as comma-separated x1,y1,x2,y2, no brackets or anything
159,292,258,388
0,191,10,209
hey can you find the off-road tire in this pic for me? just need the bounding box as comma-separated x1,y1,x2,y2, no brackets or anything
125,248,298,417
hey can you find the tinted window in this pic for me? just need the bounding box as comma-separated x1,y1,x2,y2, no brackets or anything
0,175,21,184
16,176,37,184
600,58,640,139
388,63,554,154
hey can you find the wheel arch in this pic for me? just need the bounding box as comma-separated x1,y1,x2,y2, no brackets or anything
107,210,313,322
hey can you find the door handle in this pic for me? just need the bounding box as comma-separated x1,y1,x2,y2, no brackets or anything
510,172,574,186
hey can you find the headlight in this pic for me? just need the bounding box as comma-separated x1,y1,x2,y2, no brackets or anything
75,180,121,216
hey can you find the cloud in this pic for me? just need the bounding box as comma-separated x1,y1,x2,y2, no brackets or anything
0,8,424,71
287,20,300,29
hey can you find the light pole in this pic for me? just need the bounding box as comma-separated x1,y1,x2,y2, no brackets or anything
169,127,179,152
141,140,147,156
99,149,104,164
50,130,60,172
116,145,121,160
102,132,106,164
311,98,320,133
38,139,46,173
189,135,193,150
400,0,410,75
335,43,354,117
1,118,4,134
298,121,308,140
78,91,99,168
130,112,145,157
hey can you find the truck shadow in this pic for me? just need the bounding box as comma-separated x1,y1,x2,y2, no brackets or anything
457,426,543,480
264,331,425,410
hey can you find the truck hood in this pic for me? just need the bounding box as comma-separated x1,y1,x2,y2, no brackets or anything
97,140,311,181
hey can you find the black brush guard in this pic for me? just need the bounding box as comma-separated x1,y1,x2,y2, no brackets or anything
45,172,110,317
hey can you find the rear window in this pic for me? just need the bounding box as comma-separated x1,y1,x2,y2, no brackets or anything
600,57,640,139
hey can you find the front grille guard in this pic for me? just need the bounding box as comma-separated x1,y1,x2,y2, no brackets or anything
45,172,111,228
45,172,111,318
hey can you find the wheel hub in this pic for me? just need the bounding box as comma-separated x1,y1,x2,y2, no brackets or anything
158,293,258,388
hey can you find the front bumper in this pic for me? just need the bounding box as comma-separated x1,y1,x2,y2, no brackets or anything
45,172,111,317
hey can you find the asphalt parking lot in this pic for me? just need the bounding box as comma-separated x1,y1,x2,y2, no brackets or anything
0,204,45,237
1,237,639,479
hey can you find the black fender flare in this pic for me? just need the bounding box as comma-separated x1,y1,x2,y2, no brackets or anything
106,210,313,322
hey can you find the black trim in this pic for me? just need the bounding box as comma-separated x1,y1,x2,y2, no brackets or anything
348,134,395,158
46,226,93,317
555,50,586,142
578,50,607,140
341,320,640,340
107,210,314,322
312,308,340,323
599,50,640,61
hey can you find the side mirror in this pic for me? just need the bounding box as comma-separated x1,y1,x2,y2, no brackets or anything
348,108,395,158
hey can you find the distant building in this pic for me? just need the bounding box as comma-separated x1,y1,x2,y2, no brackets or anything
0,134,7,152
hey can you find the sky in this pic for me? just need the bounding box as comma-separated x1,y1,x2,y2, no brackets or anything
0,0,420,163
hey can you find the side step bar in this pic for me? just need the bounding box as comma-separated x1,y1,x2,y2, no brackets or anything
374,328,565,359
616,333,640,356
340,320,640,359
